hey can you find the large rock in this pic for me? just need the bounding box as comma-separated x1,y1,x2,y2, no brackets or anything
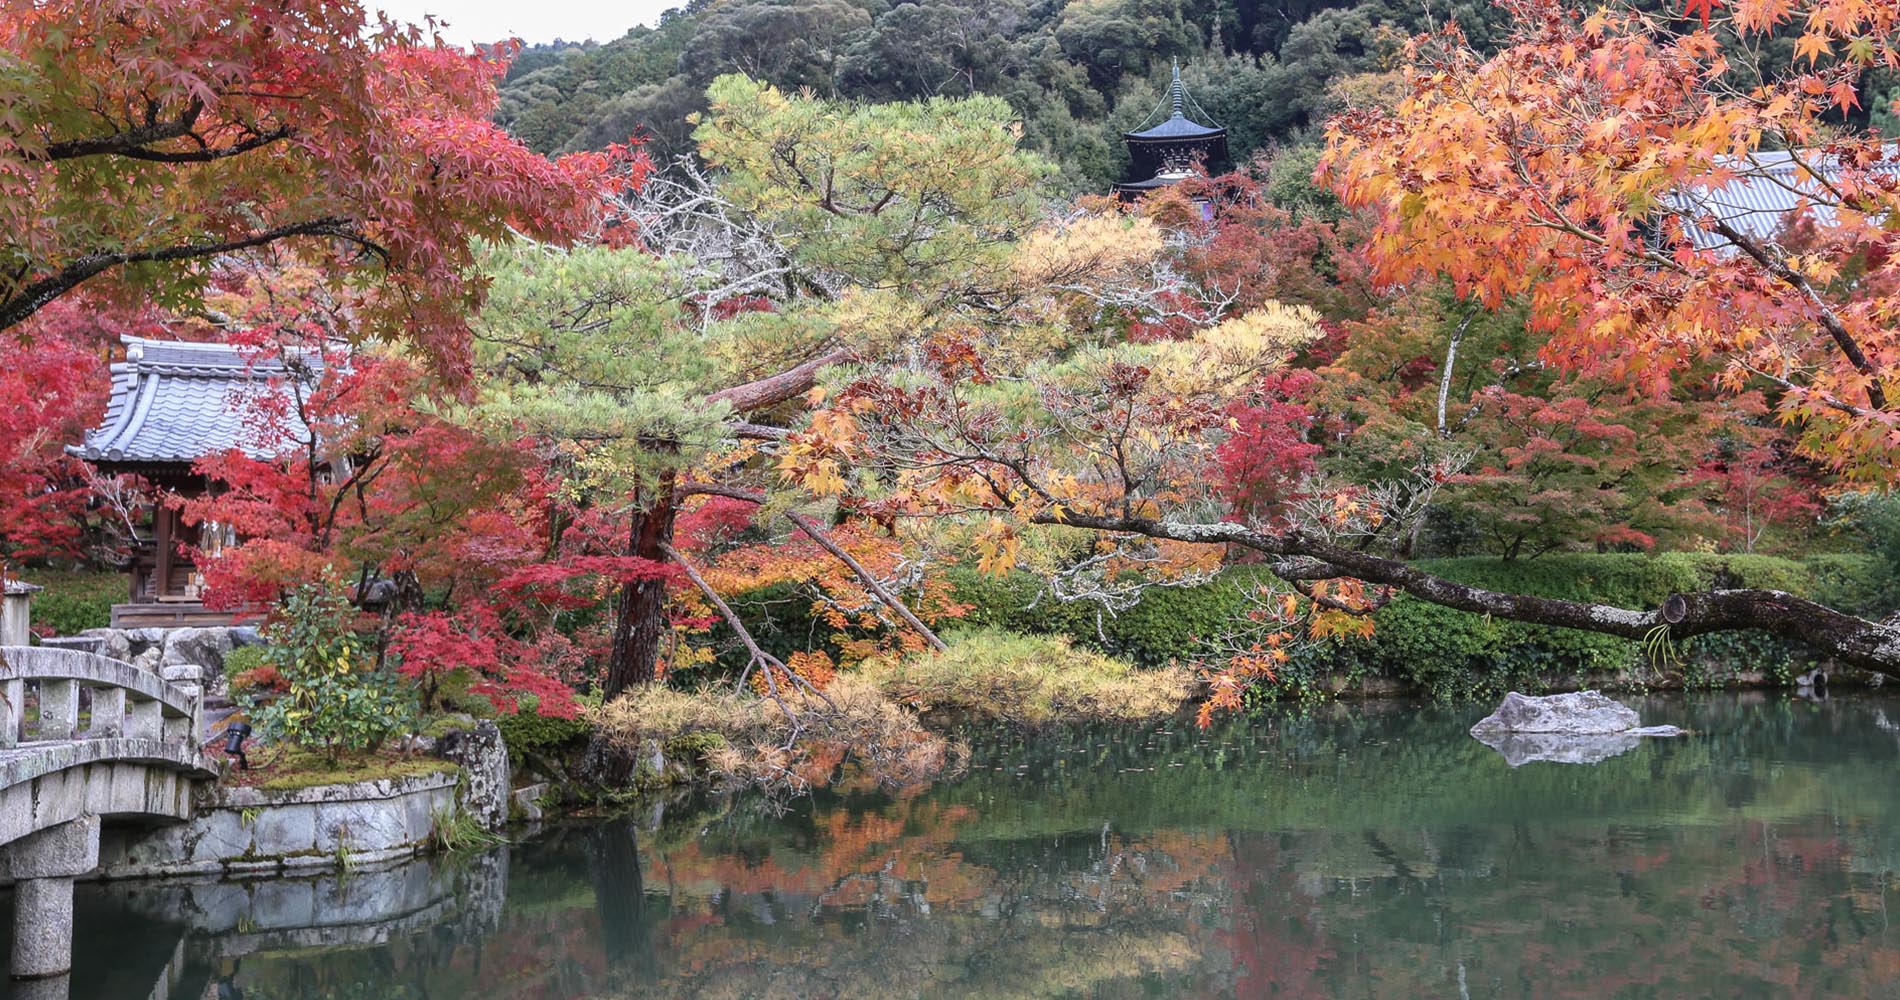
1471,691,1683,766
161,626,233,671
434,721,510,832
1470,691,1642,735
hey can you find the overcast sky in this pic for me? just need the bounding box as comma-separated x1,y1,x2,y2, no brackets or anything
370,0,674,46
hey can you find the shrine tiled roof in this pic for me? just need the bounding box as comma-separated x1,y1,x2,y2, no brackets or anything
1670,146,1900,253
70,337,320,468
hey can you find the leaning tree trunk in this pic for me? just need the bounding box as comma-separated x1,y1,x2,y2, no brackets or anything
604,470,679,697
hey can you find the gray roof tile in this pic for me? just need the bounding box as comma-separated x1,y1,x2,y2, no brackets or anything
71,336,321,467
1671,146,1900,252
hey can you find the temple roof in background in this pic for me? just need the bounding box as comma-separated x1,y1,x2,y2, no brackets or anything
1670,146,1900,252
1123,59,1226,144
70,336,320,470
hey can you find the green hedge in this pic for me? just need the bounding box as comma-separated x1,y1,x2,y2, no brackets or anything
18,570,121,637
709,553,1886,701
948,553,1887,701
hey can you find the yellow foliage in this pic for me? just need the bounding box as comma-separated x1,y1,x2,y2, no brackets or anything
1009,212,1166,287
1145,301,1323,397
861,629,1196,725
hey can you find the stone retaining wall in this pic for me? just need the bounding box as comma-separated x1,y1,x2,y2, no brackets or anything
92,770,459,879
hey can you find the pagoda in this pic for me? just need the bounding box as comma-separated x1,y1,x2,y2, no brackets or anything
1114,59,1228,199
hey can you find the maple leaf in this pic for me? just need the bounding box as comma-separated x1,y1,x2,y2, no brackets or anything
1682,0,1725,30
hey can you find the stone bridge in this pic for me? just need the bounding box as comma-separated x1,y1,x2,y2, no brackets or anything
0,645,215,986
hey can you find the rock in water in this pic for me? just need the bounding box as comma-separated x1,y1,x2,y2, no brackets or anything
1471,691,1684,766
1469,690,1641,736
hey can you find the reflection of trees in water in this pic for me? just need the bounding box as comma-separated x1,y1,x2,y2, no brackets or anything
115,694,1900,999
588,817,657,983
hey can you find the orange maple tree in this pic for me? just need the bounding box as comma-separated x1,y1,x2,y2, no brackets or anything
1320,0,1900,482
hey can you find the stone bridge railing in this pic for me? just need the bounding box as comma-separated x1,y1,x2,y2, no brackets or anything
0,645,203,749
0,645,214,984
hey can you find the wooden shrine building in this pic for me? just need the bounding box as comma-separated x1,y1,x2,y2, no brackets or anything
70,336,317,627
1114,59,1228,199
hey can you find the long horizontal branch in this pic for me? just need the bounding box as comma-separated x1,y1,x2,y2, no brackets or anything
1,216,367,333
1031,510,1900,676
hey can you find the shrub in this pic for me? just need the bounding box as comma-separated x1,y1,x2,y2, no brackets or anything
859,628,1194,725
496,708,591,758
19,570,120,636
243,585,416,762
592,677,961,793
224,645,285,697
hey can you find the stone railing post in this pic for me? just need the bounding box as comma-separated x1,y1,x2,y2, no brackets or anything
36,681,77,741
0,674,20,748
89,687,125,737
124,697,162,741
158,664,202,745
1,815,100,981
0,580,38,647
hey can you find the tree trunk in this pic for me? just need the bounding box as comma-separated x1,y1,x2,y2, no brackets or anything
604,471,678,698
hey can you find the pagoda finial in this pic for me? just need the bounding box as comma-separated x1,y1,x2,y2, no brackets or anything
1170,58,1185,119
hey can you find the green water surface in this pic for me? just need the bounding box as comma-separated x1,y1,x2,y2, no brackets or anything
42,692,1900,998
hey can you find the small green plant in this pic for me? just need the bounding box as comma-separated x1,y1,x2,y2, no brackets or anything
239,806,261,828
429,805,503,852
495,702,591,758
243,584,416,764
1641,624,1683,669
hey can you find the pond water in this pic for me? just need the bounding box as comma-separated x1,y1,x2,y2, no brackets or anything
27,692,1900,999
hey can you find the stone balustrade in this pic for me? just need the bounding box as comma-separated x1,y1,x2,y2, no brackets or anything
0,646,202,750
0,645,212,986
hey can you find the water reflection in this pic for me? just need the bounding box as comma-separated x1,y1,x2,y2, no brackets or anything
23,692,1900,998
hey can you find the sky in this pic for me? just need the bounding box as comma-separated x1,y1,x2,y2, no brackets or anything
369,0,673,46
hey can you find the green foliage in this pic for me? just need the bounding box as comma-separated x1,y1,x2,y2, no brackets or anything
223,645,267,675
695,76,1053,292
429,805,505,852
662,730,729,763
1821,490,1900,609
918,554,1889,702
860,628,1195,725
948,567,1254,668
493,0,1518,193
470,243,727,494
18,570,119,636
244,585,417,762
496,709,592,758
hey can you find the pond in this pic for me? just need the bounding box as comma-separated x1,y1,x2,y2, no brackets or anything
24,691,1900,999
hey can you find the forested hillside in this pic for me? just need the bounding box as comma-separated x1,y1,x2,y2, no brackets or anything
493,0,1516,192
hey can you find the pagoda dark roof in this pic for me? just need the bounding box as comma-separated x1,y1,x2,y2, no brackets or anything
1123,59,1226,143
1125,115,1226,142
70,336,320,468
1112,174,1188,193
